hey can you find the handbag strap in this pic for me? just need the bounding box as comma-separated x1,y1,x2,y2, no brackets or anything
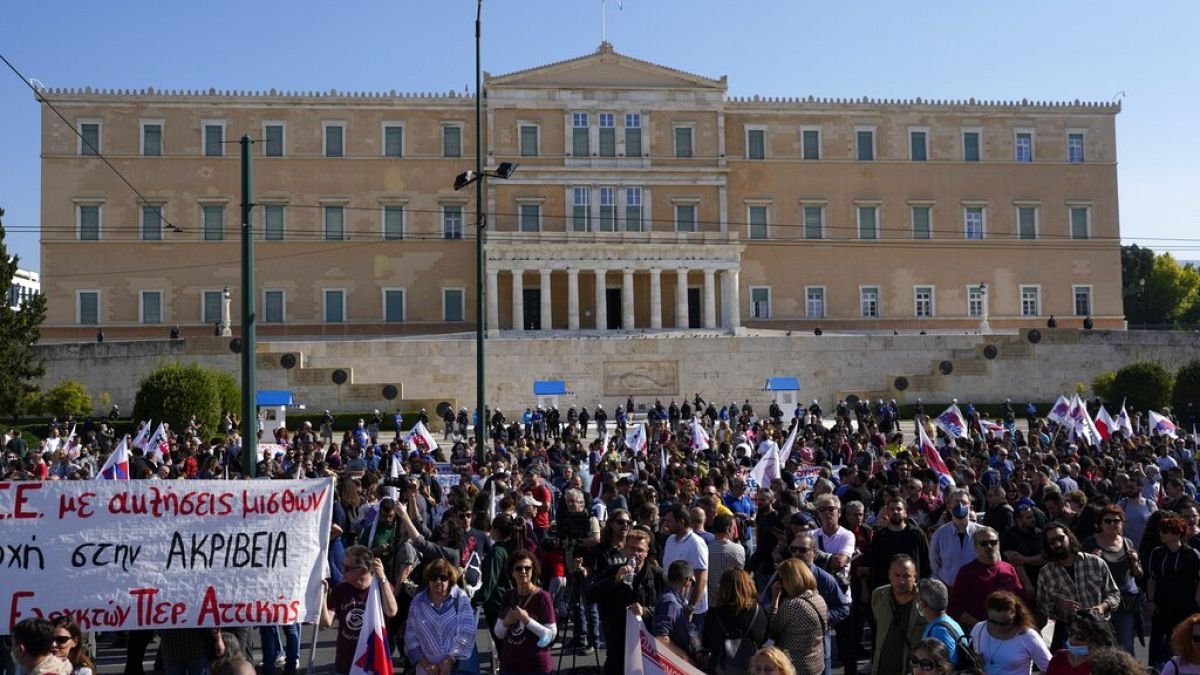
798,593,827,635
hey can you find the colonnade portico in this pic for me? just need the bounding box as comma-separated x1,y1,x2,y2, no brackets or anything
486,243,743,334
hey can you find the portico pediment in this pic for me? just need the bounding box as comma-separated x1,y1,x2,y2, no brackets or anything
487,42,726,92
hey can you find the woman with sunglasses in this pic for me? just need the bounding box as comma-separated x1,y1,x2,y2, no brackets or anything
1045,610,1115,675
968,590,1050,675
494,551,557,675
49,617,94,675
404,558,477,675
908,638,954,675
1080,504,1141,655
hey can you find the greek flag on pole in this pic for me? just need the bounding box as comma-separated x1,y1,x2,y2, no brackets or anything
934,404,968,439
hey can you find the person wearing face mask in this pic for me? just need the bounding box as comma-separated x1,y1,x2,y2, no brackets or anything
1045,610,1115,675
929,488,982,587
1034,524,1120,652
968,591,1051,675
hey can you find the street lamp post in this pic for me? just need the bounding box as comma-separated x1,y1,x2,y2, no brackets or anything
453,0,518,468
978,282,990,334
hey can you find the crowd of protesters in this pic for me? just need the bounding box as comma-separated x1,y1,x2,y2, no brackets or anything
4,393,1200,675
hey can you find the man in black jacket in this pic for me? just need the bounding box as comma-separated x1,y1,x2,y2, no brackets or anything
587,527,666,675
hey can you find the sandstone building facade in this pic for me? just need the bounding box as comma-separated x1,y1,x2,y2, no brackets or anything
39,43,1123,340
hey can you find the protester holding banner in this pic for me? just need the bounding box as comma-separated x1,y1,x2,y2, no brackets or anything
493,550,557,675
403,558,476,675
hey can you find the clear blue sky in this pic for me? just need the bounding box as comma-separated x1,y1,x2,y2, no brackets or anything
3,0,1198,272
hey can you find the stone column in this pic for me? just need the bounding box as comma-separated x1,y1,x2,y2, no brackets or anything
486,268,499,336
622,267,635,330
511,269,524,331
567,269,580,331
703,269,717,329
724,268,741,332
594,269,607,331
649,268,662,329
675,267,690,329
539,269,552,331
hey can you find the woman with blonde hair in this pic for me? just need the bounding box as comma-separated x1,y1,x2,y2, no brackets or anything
766,558,827,675
750,645,796,675
701,568,768,674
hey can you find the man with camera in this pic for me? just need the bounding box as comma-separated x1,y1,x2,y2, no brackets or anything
557,487,602,654
586,527,666,675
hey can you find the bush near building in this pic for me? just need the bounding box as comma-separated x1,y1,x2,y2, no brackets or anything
132,362,223,436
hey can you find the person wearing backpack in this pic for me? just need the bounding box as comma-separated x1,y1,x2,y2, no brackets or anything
915,579,965,669
700,568,767,675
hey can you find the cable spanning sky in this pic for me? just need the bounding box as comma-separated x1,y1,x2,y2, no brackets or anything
1,0,1197,272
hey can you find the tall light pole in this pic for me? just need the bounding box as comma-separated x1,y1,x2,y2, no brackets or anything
474,0,484,466
240,135,257,477
455,0,518,467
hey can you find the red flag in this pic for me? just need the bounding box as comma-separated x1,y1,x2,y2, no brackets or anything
1094,406,1116,441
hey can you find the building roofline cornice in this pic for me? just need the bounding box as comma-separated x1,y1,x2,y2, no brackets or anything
727,94,1120,114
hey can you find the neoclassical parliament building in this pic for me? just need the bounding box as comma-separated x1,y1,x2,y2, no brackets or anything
38,43,1123,340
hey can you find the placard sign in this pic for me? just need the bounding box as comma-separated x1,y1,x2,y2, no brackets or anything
0,478,333,634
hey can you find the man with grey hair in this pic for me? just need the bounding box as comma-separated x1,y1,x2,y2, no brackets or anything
929,487,981,586
916,578,964,667
947,525,1024,629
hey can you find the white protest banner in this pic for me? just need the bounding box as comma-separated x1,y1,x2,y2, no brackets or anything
0,478,333,634
792,464,823,491
624,609,704,675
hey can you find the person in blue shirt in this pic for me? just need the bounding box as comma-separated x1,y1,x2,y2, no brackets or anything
916,578,964,667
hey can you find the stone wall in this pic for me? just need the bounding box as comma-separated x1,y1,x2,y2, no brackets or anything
34,330,1200,415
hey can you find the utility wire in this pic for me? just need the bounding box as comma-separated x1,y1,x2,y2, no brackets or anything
0,52,184,233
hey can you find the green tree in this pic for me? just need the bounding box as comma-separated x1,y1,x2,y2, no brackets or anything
42,380,93,418
0,207,48,417
1121,244,1156,324
1092,371,1116,402
132,362,223,434
1110,361,1173,413
1139,254,1200,326
1174,359,1200,425
212,369,241,417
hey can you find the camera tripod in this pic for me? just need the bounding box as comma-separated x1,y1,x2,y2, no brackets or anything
554,569,602,674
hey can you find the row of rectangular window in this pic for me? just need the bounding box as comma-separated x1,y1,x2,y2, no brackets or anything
748,285,1093,320
75,288,464,325
744,203,1091,241
75,117,1087,164
72,199,1093,241
76,120,462,159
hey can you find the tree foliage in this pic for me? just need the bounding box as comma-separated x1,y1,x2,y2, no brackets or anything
1092,371,1116,402
0,207,48,416
1110,361,1173,413
1174,359,1200,423
43,380,93,418
132,362,223,434
212,369,241,416
1122,245,1200,326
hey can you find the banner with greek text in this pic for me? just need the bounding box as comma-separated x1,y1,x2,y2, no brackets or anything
1,478,334,634
624,610,704,675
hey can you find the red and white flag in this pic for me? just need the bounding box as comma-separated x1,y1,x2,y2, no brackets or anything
625,423,648,454
1068,395,1102,446
96,438,131,480
403,421,438,455
131,420,152,448
918,422,955,489
349,580,393,675
1094,406,1117,441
